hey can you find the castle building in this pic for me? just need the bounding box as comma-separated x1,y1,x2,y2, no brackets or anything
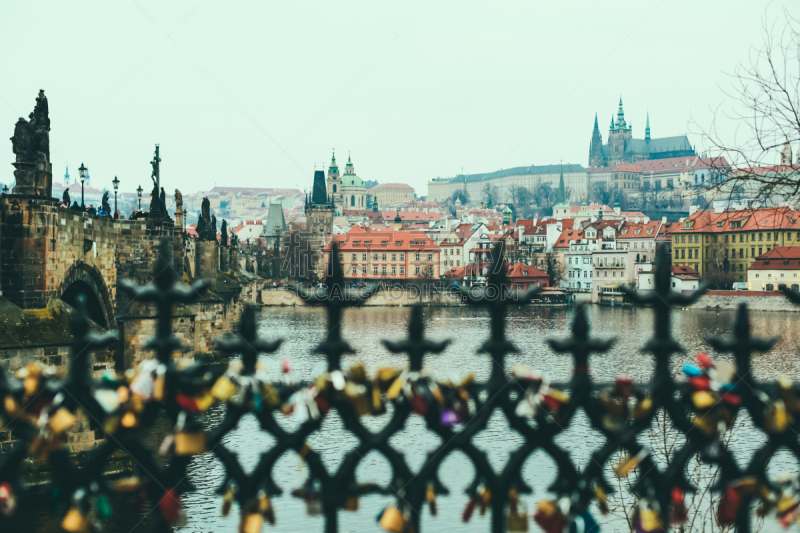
588,98,695,168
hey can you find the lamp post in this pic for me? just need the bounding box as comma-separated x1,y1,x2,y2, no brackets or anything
79,163,87,209
112,175,120,219
136,184,143,210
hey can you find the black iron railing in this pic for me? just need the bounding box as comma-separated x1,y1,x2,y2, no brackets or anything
0,239,797,533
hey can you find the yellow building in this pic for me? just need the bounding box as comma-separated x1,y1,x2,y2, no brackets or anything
370,183,415,206
670,207,800,281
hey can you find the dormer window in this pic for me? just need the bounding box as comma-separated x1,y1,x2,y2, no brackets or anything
382,241,388,246
364,240,371,246
339,241,345,246
395,241,402,246
353,241,360,246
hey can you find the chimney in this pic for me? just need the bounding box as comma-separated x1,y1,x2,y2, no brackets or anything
689,206,698,216
662,216,667,223
714,205,724,214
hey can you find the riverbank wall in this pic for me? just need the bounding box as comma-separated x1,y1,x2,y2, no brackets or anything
684,290,800,312
260,287,466,307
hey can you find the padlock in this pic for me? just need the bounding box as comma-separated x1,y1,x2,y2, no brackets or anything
387,373,408,400
692,413,717,436
614,448,649,478
765,400,790,433
343,496,359,512
153,372,165,401
507,509,529,532
696,351,713,369
121,410,138,428
211,375,237,401
570,509,598,533
61,507,89,532
441,408,462,426
669,488,687,524
0,482,16,516
635,507,663,532
49,407,77,434
462,497,477,523
240,512,263,533
344,382,370,416
594,485,609,515
159,488,183,524
174,431,207,455
691,390,715,410
631,397,653,420
221,483,236,517
479,486,491,516
378,505,407,533
533,500,566,533
716,484,741,526
258,490,275,525
95,494,112,519
426,484,437,516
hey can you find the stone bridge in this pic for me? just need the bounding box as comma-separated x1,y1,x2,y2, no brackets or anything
0,195,175,330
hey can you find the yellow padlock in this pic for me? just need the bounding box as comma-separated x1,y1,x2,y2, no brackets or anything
239,513,263,533
343,496,359,511
692,391,715,410
48,408,77,434
211,376,236,401
174,431,207,455
61,508,89,532
378,505,407,533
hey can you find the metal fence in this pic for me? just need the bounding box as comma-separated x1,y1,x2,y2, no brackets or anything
0,238,796,533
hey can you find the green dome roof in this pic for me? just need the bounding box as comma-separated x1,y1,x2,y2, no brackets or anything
503,205,512,214
341,174,364,187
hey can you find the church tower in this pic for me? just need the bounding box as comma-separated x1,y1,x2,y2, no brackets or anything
608,97,632,166
588,113,605,167
306,169,335,236
781,140,793,166
327,150,342,208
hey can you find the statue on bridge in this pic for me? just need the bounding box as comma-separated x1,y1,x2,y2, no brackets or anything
10,90,52,196
148,182,161,216
220,220,228,246
62,188,70,207
196,197,215,241
101,191,111,216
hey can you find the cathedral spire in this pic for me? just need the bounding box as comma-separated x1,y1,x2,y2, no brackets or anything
610,115,615,131
616,96,627,129
556,162,566,205
645,112,651,142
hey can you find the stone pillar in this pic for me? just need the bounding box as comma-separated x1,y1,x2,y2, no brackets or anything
195,240,218,281
0,196,59,308
220,244,230,272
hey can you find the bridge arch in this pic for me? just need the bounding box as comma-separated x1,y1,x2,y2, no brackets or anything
57,263,115,330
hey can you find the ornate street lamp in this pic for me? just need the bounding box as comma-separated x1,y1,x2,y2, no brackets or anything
112,175,120,219
78,162,87,209
136,184,143,210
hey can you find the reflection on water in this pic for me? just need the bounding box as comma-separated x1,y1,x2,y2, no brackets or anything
7,306,800,532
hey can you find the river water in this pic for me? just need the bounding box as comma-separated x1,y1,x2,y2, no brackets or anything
9,306,800,532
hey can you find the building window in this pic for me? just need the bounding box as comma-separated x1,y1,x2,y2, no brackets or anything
392,266,396,274
362,253,367,261
373,254,378,260
400,267,405,274
382,253,387,260
373,266,378,274
362,266,367,274
382,267,387,274
339,253,343,260
415,253,420,261
392,253,396,261
400,253,405,260
415,266,420,274
428,254,433,261
352,253,357,260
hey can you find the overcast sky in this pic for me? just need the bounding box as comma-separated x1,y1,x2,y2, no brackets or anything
1,1,794,196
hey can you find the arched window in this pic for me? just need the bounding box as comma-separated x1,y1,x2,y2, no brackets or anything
351,195,355,206
333,184,337,193
792,284,799,291
766,284,774,291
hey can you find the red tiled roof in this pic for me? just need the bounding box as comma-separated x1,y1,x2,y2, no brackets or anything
748,247,800,271
675,207,800,234
326,230,439,252
616,221,661,239
613,164,639,172
506,263,548,280
554,229,586,248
